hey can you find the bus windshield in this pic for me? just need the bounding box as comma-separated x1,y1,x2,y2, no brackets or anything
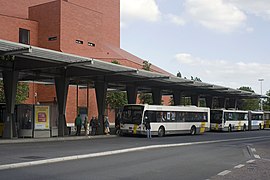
210,110,223,123
121,105,144,125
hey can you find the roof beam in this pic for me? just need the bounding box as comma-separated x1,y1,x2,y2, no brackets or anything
0,47,32,56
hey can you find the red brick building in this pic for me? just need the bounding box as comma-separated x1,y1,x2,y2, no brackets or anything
0,0,170,125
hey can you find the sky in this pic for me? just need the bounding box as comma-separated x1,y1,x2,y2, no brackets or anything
120,0,270,95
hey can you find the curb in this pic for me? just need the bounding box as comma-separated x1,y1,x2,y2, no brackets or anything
0,135,118,144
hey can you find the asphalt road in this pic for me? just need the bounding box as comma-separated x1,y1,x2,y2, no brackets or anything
0,130,270,179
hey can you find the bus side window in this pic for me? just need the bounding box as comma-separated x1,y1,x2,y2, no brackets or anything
171,112,175,121
162,112,166,121
156,112,162,122
145,111,156,122
175,112,181,122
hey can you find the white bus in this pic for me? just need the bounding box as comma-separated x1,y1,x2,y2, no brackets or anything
264,111,270,129
248,111,264,130
210,109,248,132
120,104,210,137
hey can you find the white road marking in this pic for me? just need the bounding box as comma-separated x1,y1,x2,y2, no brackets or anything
217,170,231,176
234,164,245,168
0,135,268,170
247,160,255,163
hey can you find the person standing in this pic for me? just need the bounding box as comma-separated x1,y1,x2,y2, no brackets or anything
75,114,82,136
84,115,89,136
90,116,96,136
115,113,121,135
144,117,151,139
104,116,110,135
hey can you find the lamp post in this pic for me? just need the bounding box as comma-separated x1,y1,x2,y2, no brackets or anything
258,79,264,110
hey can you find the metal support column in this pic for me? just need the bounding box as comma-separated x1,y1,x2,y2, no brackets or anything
205,96,213,109
126,85,138,104
191,95,200,107
152,88,162,105
173,91,183,106
55,70,69,137
2,70,19,139
218,98,226,109
227,98,238,109
94,80,107,135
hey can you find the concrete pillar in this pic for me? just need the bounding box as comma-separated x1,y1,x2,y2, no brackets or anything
152,88,162,105
191,95,200,106
205,96,213,109
2,70,19,139
126,85,138,104
94,80,107,135
173,91,183,106
55,71,69,137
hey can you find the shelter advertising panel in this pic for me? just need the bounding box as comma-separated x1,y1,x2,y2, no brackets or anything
35,106,50,130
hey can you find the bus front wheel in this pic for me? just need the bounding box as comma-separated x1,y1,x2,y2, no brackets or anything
190,126,196,135
158,127,165,137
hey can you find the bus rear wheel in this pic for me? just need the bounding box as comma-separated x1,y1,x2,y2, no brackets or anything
190,126,196,135
158,127,165,137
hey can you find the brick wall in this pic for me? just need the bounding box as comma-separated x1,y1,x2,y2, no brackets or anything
29,1,61,51
0,15,38,45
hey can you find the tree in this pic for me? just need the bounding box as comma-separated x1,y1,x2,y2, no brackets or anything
263,90,270,111
111,60,120,65
138,93,153,104
191,76,202,82
238,86,259,110
0,55,29,104
0,80,29,104
176,71,182,78
142,60,151,71
106,91,127,112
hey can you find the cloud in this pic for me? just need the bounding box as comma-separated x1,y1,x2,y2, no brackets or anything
166,14,186,26
174,53,270,93
120,0,161,25
184,0,247,33
229,0,270,20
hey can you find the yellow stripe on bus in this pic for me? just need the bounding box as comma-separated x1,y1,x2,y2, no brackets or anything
133,124,138,134
266,120,270,128
215,123,219,130
200,122,206,133
237,121,241,130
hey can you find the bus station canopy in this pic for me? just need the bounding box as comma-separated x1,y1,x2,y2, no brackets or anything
0,39,266,99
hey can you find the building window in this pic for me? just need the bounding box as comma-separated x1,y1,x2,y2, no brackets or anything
75,40,83,44
88,42,95,47
19,28,30,45
48,36,57,41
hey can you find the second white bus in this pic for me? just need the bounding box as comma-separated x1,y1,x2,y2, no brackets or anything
120,104,210,137
248,111,264,130
210,109,248,131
